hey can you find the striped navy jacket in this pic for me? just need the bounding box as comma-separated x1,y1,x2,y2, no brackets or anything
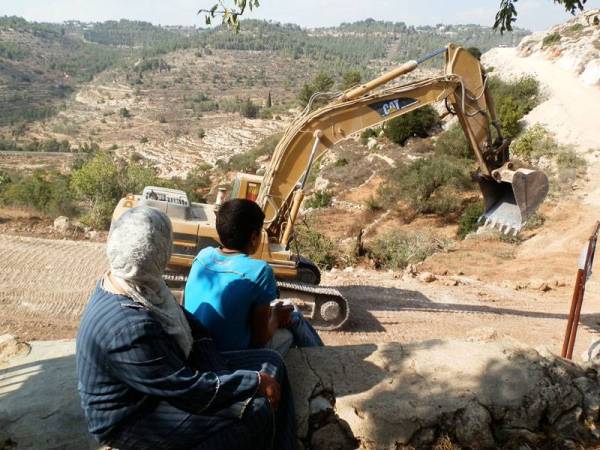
76,282,262,443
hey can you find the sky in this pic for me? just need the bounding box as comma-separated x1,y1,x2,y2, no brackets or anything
3,0,600,31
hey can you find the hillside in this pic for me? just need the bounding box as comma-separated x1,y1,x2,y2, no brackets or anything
0,17,528,175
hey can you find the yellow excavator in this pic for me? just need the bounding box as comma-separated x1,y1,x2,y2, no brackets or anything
112,44,549,330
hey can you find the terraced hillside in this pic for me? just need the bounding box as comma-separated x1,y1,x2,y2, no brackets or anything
0,17,528,176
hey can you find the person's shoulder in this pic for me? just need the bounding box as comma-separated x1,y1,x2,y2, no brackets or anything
195,246,218,261
81,284,156,335
243,256,274,281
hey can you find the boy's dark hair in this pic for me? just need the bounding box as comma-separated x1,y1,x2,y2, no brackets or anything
216,199,265,251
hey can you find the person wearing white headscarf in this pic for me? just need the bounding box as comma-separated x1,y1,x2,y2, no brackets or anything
105,206,193,357
76,206,296,450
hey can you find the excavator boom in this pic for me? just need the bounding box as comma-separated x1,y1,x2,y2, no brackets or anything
257,44,549,239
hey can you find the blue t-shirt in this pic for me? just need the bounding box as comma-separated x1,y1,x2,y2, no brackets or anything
184,247,278,351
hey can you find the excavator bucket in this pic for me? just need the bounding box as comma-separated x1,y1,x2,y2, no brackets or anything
478,168,549,235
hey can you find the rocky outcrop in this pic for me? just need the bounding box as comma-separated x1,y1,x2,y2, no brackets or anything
517,8,600,86
287,338,600,449
2,337,600,449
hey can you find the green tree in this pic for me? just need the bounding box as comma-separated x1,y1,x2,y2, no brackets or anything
1,170,75,217
70,152,121,204
384,106,439,146
266,91,272,108
467,47,482,60
340,70,362,90
379,157,472,214
298,72,335,107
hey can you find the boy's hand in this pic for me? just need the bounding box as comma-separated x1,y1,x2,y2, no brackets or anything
272,303,294,328
258,372,280,411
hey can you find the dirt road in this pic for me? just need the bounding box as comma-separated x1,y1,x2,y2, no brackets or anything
1,232,599,360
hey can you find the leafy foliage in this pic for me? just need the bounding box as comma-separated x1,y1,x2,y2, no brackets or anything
239,98,259,118
0,170,76,217
69,151,162,228
435,123,471,159
494,0,586,33
510,124,587,190
510,124,557,161
339,70,362,90
542,32,562,47
294,220,339,269
305,190,333,209
383,106,439,145
298,72,335,108
360,128,379,145
379,157,472,215
367,230,450,270
457,202,484,239
488,76,540,139
200,0,261,32
467,47,482,60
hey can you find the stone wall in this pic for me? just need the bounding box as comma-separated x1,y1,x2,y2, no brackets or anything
2,336,600,449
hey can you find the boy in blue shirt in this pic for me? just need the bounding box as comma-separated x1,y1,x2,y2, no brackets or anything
184,199,323,354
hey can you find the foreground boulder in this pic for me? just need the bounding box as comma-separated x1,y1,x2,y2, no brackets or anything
2,337,600,449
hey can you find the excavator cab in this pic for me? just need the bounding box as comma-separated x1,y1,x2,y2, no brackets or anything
229,173,263,202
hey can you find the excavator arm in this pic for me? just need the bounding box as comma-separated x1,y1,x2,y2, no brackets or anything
257,43,549,243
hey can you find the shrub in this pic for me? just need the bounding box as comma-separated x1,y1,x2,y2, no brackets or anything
510,124,557,161
457,202,484,239
435,123,471,159
198,128,206,139
379,157,472,214
298,72,335,107
495,96,527,138
340,70,362,90
556,148,586,185
158,115,167,123
360,128,379,145
305,190,333,209
488,76,540,139
0,170,76,217
294,221,338,269
119,107,131,118
565,23,584,35
172,165,212,202
367,230,450,270
467,47,482,60
120,163,160,196
130,152,144,162
510,124,586,189
258,108,273,120
140,136,149,144
364,195,383,211
383,106,439,145
70,152,121,205
542,32,561,48
240,99,259,119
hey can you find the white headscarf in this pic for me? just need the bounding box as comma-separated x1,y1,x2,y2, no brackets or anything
107,206,193,358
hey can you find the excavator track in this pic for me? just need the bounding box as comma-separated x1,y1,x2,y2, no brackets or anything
166,271,349,331
277,280,349,331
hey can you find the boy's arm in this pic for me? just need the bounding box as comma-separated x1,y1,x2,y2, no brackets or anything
250,264,280,347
